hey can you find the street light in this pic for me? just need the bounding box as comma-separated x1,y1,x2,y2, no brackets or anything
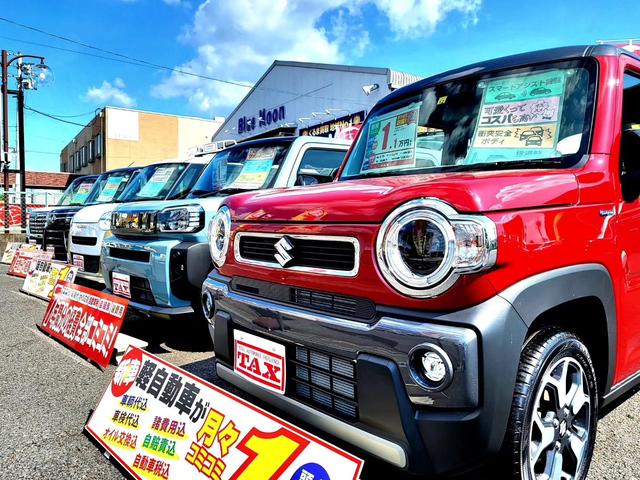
2,50,52,233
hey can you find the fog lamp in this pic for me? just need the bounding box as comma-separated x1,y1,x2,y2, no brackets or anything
409,343,453,391
202,291,215,320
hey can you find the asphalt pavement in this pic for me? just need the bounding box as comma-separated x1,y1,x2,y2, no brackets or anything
0,264,639,479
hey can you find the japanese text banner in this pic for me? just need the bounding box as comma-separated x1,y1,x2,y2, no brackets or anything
39,282,128,368
86,347,364,480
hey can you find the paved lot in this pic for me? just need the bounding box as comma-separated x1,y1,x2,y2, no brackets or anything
0,264,639,479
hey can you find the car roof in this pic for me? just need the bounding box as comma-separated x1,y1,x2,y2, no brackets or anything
382,44,639,107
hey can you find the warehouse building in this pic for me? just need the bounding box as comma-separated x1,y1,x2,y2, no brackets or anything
213,60,422,143
60,107,224,174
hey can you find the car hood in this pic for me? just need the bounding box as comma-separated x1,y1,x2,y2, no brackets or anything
113,196,228,214
227,170,580,223
72,203,118,223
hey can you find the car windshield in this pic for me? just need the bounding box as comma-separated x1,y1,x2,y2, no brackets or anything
117,162,202,202
341,59,597,180
57,177,98,206
187,142,291,198
85,170,136,205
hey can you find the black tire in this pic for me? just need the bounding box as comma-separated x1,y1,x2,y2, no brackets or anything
505,329,598,480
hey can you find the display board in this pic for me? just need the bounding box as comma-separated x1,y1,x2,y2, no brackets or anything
21,260,78,300
2,242,40,264
8,250,53,278
86,347,364,480
38,282,128,368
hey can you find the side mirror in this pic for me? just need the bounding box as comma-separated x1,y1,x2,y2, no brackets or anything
295,174,319,186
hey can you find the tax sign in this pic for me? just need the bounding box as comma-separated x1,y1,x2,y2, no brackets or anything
39,282,128,368
86,347,363,480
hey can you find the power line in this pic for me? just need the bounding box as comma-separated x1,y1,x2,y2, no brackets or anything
0,17,254,89
24,106,88,127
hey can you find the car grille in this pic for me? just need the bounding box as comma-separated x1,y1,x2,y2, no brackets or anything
28,213,47,237
231,276,376,321
289,345,358,422
112,210,156,237
236,234,358,275
72,235,97,246
110,272,156,305
74,254,100,274
109,247,150,263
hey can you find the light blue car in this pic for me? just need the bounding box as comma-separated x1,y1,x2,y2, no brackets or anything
101,136,349,319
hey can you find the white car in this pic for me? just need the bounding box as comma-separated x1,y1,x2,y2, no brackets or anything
68,156,212,282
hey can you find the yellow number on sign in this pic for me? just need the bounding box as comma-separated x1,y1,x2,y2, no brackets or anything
231,427,309,480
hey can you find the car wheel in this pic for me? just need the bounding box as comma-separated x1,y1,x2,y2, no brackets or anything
506,329,598,480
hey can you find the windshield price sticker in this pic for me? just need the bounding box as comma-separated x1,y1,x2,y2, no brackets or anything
468,69,567,163
361,103,421,173
227,148,277,190
73,182,96,204
85,347,363,480
39,282,128,368
97,176,128,202
138,167,177,198
21,260,78,301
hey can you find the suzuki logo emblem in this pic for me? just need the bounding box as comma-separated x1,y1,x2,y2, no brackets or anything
274,236,294,267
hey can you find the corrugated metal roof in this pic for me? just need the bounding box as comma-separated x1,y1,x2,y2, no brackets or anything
388,70,423,89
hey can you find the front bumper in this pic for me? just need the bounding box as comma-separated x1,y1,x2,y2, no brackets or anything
69,223,106,281
102,237,212,317
203,272,528,476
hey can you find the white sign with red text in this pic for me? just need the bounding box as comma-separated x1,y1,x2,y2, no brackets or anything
234,330,286,394
112,272,131,299
86,347,363,480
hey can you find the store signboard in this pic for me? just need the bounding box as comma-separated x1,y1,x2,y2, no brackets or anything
39,282,128,368
21,260,79,301
2,242,40,264
300,110,366,141
86,347,363,480
8,250,54,278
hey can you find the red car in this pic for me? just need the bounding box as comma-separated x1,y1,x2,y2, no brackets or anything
202,45,640,479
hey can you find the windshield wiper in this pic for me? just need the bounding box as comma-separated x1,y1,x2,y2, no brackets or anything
442,159,562,172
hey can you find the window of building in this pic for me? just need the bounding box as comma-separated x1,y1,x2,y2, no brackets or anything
81,146,88,167
67,154,73,172
620,71,640,202
88,140,94,163
95,134,102,157
75,151,80,171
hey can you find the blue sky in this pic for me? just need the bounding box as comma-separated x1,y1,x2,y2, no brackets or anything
2,0,639,172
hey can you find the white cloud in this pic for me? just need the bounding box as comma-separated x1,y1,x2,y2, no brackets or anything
84,78,136,108
152,0,482,113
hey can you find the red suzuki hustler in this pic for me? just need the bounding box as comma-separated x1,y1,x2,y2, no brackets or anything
202,45,640,479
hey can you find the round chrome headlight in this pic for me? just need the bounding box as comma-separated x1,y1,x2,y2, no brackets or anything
209,206,231,268
376,198,497,298
98,211,113,231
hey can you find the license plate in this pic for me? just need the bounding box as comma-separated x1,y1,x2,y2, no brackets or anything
112,272,131,299
234,330,286,394
73,254,85,271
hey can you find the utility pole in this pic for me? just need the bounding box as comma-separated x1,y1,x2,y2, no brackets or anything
0,49,52,233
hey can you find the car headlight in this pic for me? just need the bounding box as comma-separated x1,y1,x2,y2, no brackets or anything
98,211,113,231
209,206,231,268
157,205,204,233
376,198,497,298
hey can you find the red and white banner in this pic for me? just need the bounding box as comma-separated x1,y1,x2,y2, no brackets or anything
22,260,78,301
8,249,53,278
86,347,363,480
38,282,128,368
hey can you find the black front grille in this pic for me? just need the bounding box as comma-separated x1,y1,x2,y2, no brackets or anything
231,276,376,321
28,214,47,236
72,235,97,246
238,235,356,272
109,247,150,263
289,345,358,422
44,228,66,247
111,273,156,305
74,254,100,273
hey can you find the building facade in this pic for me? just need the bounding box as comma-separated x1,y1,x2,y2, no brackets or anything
60,107,223,174
212,61,422,143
